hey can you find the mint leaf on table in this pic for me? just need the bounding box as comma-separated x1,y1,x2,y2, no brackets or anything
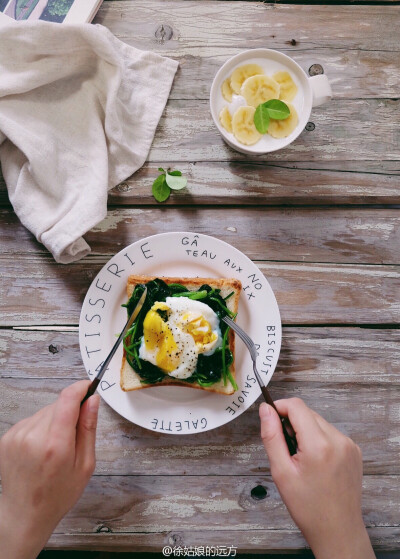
152,168,187,202
166,172,187,191
152,174,170,202
253,99,290,133
263,99,290,120
254,104,270,134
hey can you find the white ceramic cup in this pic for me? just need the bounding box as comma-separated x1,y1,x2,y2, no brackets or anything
210,48,332,155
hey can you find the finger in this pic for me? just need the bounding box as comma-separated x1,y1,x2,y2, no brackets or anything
50,380,92,446
259,403,292,475
273,398,324,449
75,394,100,473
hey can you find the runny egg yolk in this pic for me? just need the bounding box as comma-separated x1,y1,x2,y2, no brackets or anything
139,298,221,379
142,302,180,373
180,311,217,351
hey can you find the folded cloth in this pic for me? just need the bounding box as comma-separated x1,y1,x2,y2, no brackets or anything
0,20,178,263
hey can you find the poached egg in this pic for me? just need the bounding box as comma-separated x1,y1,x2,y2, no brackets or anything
138,296,222,379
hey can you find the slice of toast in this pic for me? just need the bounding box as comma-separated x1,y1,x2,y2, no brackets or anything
120,275,241,395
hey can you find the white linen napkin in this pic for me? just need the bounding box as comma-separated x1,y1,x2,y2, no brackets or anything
0,20,178,263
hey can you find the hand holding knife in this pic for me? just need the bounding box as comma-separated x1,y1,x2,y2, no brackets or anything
81,288,147,405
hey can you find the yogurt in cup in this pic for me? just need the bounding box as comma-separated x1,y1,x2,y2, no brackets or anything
210,48,332,155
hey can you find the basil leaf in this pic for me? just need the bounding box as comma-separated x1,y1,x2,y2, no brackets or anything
166,173,187,191
152,174,170,202
168,170,182,176
264,99,290,120
158,167,166,173
254,104,270,134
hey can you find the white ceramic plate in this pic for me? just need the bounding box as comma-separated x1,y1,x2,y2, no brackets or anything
79,232,281,434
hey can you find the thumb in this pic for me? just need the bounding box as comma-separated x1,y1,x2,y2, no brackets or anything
259,402,291,474
75,394,100,474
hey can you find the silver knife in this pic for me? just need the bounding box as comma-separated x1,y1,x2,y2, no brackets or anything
81,287,147,405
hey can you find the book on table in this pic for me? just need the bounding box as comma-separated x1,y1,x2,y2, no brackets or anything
0,0,102,24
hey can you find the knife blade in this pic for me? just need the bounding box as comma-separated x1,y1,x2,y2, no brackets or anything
81,287,147,405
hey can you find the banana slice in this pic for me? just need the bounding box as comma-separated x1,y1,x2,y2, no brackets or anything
230,64,264,95
232,106,262,145
221,78,234,102
273,71,298,102
268,103,299,138
219,106,233,133
240,74,280,108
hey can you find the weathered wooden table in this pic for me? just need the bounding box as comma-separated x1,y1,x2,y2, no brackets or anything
1,0,400,554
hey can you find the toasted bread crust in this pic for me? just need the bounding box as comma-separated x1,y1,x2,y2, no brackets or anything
120,276,241,395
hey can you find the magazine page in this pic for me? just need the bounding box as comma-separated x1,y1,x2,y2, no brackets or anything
64,0,102,23
0,0,102,23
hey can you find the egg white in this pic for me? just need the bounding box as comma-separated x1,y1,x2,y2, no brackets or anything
138,296,222,379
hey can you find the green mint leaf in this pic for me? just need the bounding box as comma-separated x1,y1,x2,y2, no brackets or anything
168,170,182,176
166,173,187,191
152,174,170,202
158,167,166,174
254,104,270,134
264,99,290,120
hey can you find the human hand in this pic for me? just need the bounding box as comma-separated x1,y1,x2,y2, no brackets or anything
0,380,100,559
259,398,375,559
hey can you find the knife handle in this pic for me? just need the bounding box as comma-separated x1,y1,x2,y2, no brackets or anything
81,377,100,406
260,385,298,456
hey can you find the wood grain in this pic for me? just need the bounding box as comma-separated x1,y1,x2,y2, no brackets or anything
96,3,399,53
0,378,399,475
1,254,399,326
2,208,400,263
0,473,393,552
44,527,400,553
2,162,400,207
94,2,400,100
2,327,400,384
148,99,400,162
98,1,400,101
107,162,400,206
1,0,399,553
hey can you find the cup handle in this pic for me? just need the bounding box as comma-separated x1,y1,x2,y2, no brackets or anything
308,74,332,107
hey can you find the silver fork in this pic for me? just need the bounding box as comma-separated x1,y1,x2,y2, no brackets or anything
223,315,297,456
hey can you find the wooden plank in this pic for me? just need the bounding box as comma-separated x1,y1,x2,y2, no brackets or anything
0,378,399,475
105,0,400,3
28,475,400,542
45,527,400,553
47,530,310,553
148,99,400,162
1,255,399,326
94,2,400,99
2,208,400,263
2,327,400,385
3,99,398,163
96,3,399,54
2,162,400,207
108,162,400,206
